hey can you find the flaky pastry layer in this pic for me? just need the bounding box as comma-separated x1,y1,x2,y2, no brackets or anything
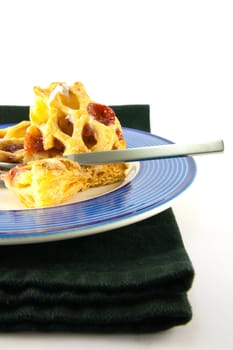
1,158,128,208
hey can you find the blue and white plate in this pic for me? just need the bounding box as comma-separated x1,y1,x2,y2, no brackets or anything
0,127,196,245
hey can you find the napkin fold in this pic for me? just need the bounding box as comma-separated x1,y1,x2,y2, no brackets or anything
0,105,194,333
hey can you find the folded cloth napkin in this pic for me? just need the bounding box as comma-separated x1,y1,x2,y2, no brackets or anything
0,105,194,333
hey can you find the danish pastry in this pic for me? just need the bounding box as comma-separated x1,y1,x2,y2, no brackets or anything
0,82,127,208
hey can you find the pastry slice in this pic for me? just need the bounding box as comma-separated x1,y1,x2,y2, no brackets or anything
0,121,30,163
1,157,127,208
24,82,126,161
0,138,24,163
1,158,89,208
0,120,30,139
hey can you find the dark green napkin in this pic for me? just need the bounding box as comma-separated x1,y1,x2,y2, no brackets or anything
0,105,194,333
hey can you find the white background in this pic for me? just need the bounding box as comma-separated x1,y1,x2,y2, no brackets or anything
0,0,232,349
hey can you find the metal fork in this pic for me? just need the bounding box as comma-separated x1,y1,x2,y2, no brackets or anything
0,139,224,170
